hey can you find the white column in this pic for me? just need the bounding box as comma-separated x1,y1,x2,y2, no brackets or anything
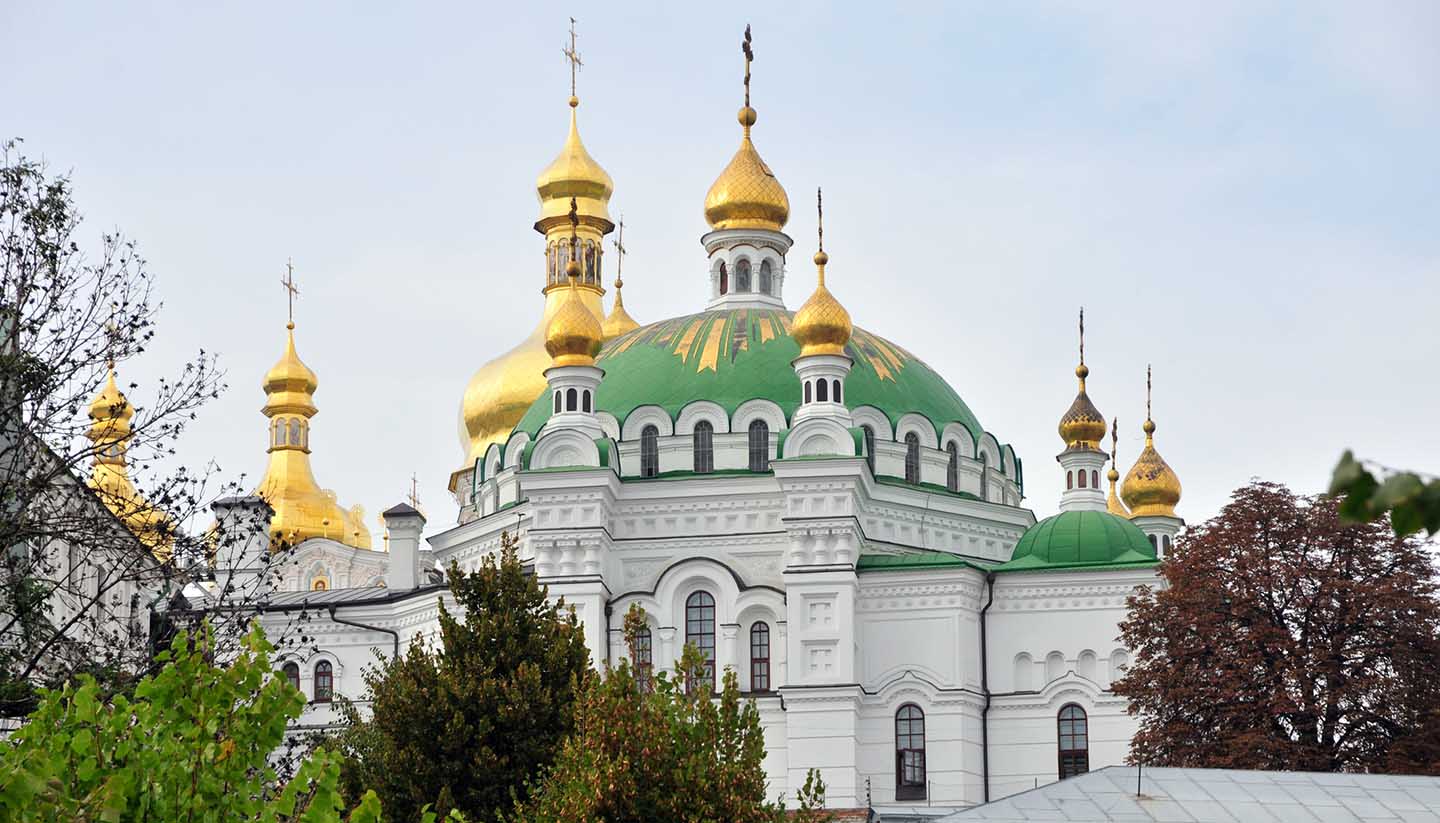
383,503,427,589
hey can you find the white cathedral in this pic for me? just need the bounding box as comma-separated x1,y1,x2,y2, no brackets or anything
90,33,1188,815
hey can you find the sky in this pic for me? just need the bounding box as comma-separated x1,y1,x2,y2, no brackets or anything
4,1,1437,541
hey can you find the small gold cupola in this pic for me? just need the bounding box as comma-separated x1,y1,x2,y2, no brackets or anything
1058,309,1107,450
602,215,640,340
87,365,174,559
546,200,606,367
254,265,373,550
1106,418,1130,517
1122,366,1183,517
791,188,852,357
703,25,790,232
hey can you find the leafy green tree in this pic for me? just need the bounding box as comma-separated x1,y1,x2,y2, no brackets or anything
1329,451,1440,538
0,621,383,821
336,532,591,822
515,604,826,823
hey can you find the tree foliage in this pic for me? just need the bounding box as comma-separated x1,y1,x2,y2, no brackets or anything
1330,451,1440,538
0,139,232,716
0,621,384,822
515,604,826,823
335,532,591,822
1115,481,1440,773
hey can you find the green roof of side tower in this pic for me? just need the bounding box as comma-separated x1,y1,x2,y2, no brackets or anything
515,308,1000,451
997,510,1158,572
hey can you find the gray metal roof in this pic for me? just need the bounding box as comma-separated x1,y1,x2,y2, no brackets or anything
938,766,1440,823
189,583,447,612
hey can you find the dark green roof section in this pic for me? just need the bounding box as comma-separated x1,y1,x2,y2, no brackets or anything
513,308,989,445
997,510,1158,572
856,551,990,573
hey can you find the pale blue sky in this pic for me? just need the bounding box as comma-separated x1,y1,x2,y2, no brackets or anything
5,1,1437,536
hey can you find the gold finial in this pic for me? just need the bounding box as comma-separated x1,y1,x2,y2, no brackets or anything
703,24,789,231
408,472,422,510
742,24,753,111
281,259,300,330
814,187,829,273
1076,307,1088,385
1058,307,1106,449
566,197,582,283
791,186,852,357
1144,364,1154,438
563,16,583,105
1106,416,1129,517
613,213,626,288
603,213,641,339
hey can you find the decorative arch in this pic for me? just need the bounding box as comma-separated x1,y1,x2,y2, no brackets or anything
940,423,976,459
732,398,786,433
620,405,674,441
502,431,531,469
482,443,504,482
675,400,730,435
1045,651,1067,683
1014,652,1035,691
1001,444,1018,477
977,431,1003,467
530,428,601,470
1077,649,1098,682
894,413,939,449
849,406,893,441
596,411,621,441
1109,649,1131,684
785,418,855,458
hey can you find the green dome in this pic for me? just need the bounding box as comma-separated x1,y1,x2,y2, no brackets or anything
515,308,986,444
998,510,1158,572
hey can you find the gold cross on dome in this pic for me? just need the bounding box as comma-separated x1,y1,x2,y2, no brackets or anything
103,301,120,369
562,17,583,98
280,259,300,326
612,214,627,285
407,473,421,510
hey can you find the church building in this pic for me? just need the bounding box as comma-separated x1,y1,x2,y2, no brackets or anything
205,28,1188,814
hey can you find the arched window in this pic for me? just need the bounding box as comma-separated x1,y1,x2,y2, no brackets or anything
640,425,659,478
1162,535,1172,555
281,662,300,693
832,379,841,403
693,421,714,474
804,381,812,404
1149,534,1158,550
862,425,876,473
895,704,926,800
553,392,561,413
748,420,770,472
1091,470,1099,489
980,452,990,500
1078,469,1087,488
759,260,773,294
904,433,921,484
1058,704,1089,779
946,442,959,492
719,262,728,295
1067,471,1074,490
816,379,829,402
288,418,302,447
685,591,716,692
566,388,577,412
314,661,334,703
736,259,752,292
585,241,598,284
633,627,653,692
582,390,591,413
750,622,771,692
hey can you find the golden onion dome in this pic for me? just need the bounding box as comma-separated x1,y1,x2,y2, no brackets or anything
704,106,790,232
87,368,174,560
546,259,604,366
1121,417,1182,517
1058,363,1107,450
262,323,318,417
535,97,614,227
602,284,640,340
792,248,853,358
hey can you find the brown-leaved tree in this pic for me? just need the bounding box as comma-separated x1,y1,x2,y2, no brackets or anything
1115,481,1440,773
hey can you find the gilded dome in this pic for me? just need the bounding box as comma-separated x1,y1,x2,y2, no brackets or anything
253,325,372,550
703,107,789,232
1121,418,1182,517
535,98,614,227
791,250,852,357
602,287,640,340
1058,364,1106,450
546,262,604,367
87,369,174,559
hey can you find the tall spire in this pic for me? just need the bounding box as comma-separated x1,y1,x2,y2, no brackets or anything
703,24,789,232
602,213,640,339
1058,308,1107,450
1121,365,1183,517
1106,417,1130,517
791,188,852,357
255,261,372,550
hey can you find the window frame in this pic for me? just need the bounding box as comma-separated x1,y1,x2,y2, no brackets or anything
749,621,771,692
895,703,927,801
748,419,770,472
633,626,653,692
685,591,717,692
693,420,714,474
946,442,959,492
281,662,300,693
1057,703,1090,780
314,660,334,703
904,432,921,484
640,425,660,478
862,426,876,473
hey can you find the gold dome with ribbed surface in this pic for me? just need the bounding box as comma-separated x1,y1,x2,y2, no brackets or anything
254,324,373,550
1122,417,1182,517
704,106,790,232
546,259,604,367
87,368,174,559
1059,363,1107,449
535,97,614,228
792,248,852,357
